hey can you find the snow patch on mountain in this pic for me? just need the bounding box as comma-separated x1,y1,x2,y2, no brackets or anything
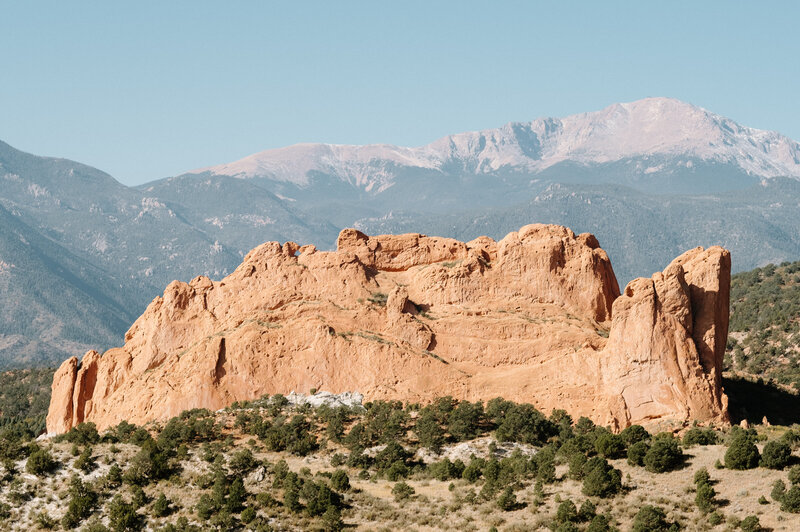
27,183,50,198
92,234,109,254
192,142,443,190
204,214,275,228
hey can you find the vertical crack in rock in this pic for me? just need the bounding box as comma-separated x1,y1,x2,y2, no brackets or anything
213,337,227,384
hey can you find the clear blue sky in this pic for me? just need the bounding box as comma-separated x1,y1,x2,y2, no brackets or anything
1,1,798,185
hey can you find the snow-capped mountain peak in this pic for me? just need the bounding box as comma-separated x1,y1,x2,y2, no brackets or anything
189,97,800,189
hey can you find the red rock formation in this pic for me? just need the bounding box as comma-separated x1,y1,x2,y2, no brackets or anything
46,224,730,433
596,247,730,429
46,357,78,434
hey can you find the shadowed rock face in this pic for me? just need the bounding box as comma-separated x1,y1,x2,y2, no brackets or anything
46,224,730,433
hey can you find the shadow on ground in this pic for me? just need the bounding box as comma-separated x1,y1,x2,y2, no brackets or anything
724,376,800,426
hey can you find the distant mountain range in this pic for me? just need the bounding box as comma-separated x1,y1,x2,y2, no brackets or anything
189,97,800,199
2,97,800,367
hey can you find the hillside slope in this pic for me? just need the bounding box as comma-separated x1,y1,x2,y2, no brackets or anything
0,204,134,366
0,143,329,367
726,259,800,388
7,396,800,531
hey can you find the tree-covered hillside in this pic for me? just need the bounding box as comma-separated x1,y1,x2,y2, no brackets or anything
0,368,54,434
726,260,800,389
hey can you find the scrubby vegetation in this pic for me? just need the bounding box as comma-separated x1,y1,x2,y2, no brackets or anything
0,395,799,530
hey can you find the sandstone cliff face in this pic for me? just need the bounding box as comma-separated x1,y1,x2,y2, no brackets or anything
46,224,730,433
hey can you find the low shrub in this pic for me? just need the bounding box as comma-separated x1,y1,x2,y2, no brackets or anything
26,446,57,476
586,514,613,532
627,441,649,466
152,493,171,517
555,499,578,523
594,432,625,459
695,482,716,513
740,515,761,532
62,476,98,529
391,481,414,501
496,487,518,511
632,505,677,532
107,495,140,531
682,427,718,446
643,437,683,473
581,457,622,498
693,467,710,485
771,479,786,502
781,485,800,513
725,433,760,470
760,439,791,469
330,469,350,492
619,424,650,446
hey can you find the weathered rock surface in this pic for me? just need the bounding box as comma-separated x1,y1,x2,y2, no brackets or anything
47,224,730,433
597,247,730,429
